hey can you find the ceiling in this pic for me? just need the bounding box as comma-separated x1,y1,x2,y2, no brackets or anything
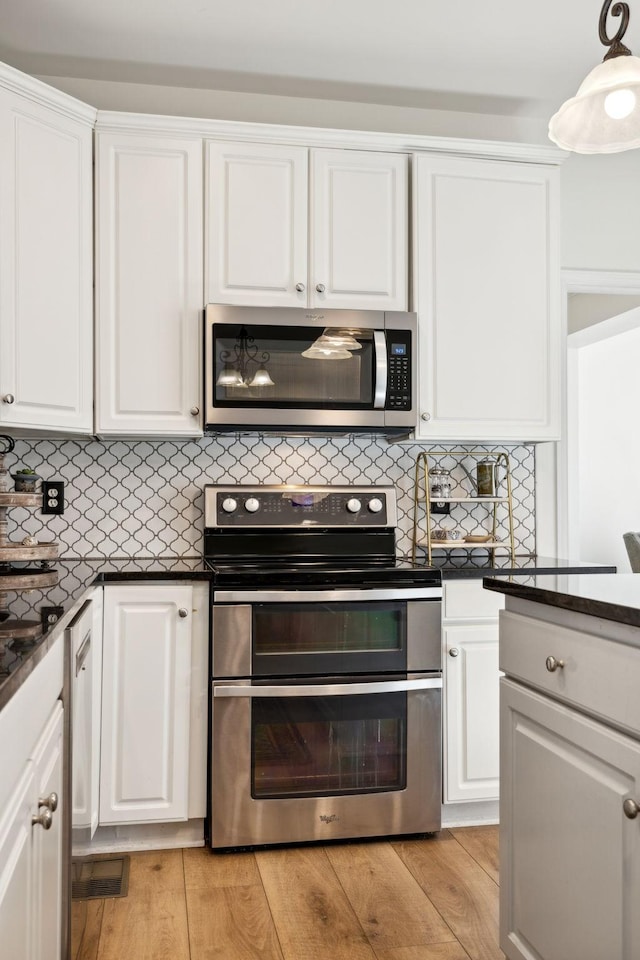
0,0,629,119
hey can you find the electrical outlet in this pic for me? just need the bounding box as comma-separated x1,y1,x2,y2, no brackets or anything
41,606,64,630
42,480,65,515
430,501,451,516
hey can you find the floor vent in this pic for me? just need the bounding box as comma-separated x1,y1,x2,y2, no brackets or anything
71,855,130,901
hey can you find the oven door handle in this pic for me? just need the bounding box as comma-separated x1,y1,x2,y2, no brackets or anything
213,587,442,603
213,677,442,698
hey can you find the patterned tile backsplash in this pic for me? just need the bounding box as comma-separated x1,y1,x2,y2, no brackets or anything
4,436,536,559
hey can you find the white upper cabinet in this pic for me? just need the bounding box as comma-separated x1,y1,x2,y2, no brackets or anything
413,154,561,441
95,131,203,436
206,141,408,310
0,72,94,433
206,141,308,308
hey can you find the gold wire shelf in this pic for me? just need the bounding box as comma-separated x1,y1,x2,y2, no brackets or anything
411,449,516,565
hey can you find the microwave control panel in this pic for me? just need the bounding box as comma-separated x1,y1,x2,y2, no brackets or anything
386,332,411,410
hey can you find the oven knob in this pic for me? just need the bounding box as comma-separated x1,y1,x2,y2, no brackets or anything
346,498,362,513
368,497,384,513
245,497,260,513
221,497,238,513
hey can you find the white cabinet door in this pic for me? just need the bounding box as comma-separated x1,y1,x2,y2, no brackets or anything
0,766,35,960
414,154,560,441
30,704,64,960
70,595,102,842
205,142,408,310
310,149,408,310
0,89,93,432
96,133,203,435
501,678,640,960
100,585,193,824
206,141,308,307
444,622,500,802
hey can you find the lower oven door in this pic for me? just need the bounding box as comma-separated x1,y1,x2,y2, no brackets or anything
210,674,441,849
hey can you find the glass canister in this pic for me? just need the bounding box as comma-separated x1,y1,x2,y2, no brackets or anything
476,458,496,497
429,467,452,500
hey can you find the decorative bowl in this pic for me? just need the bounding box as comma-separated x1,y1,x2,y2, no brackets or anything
464,533,492,543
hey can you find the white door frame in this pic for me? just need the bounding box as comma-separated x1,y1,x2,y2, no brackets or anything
557,269,640,559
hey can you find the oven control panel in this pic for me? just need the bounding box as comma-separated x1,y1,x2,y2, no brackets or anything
205,485,396,528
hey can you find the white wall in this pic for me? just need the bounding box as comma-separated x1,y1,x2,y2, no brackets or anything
575,321,640,570
37,74,549,143
561,151,640,271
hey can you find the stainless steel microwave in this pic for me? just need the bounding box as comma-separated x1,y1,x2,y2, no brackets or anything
204,304,417,436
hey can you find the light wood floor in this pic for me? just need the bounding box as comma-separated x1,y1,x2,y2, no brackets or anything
71,826,503,960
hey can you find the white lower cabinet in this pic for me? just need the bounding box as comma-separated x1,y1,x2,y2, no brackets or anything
0,634,65,960
99,584,201,825
501,677,640,960
443,579,504,803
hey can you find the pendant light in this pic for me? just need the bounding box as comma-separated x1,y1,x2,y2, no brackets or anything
215,326,275,388
549,0,640,153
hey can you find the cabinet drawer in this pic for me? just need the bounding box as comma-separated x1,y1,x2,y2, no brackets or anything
444,579,505,621
500,610,640,737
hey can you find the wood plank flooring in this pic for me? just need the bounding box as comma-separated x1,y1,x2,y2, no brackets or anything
71,826,503,960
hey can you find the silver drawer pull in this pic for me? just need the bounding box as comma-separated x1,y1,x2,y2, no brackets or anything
178,608,189,618
449,648,459,658
32,809,53,830
623,798,640,819
545,656,565,672
39,792,58,812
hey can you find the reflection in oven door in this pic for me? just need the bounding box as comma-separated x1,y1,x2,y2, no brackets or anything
210,675,441,849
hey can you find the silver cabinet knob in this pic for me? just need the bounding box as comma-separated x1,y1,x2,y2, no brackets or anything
545,656,565,672
295,283,305,293
315,283,326,293
32,809,53,830
421,412,431,422
178,608,188,618
39,792,58,812
190,406,199,417
449,647,460,657
3,394,15,404
623,798,640,819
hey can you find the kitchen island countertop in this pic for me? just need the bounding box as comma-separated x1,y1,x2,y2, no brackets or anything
484,571,640,632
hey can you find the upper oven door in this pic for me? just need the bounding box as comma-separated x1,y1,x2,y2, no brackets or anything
212,587,442,678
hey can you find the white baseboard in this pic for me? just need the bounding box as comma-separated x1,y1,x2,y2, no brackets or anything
72,818,205,856
441,799,499,828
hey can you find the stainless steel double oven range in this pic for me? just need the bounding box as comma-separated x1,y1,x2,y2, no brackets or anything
204,484,442,850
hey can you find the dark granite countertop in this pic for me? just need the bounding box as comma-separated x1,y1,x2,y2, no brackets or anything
484,572,640,628
0,553,617,712
0,557,210,711
434,555,616,579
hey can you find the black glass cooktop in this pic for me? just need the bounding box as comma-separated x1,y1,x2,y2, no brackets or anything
207,556,441,589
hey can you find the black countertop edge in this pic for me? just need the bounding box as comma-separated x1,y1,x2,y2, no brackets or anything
483,573,640,628
440,557,616,579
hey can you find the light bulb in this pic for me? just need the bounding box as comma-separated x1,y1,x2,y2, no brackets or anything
604,87,636,119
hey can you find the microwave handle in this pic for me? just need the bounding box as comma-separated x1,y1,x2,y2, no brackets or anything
373,331,388,409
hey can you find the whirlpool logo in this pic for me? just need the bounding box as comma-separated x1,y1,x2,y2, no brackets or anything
319,814,339,824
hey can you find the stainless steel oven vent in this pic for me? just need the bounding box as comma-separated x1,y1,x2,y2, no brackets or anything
71,855,130,900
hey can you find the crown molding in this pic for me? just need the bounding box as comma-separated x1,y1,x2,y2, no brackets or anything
94,110,568,165
0,61,97,125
